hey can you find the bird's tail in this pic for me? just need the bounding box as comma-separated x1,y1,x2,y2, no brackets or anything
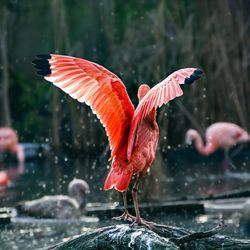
104,168,133,192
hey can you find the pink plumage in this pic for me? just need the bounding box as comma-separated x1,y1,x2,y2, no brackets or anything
0,127,25,166
186,122,250,155
33,54,202,226
33,54,202,192
127,68,197,160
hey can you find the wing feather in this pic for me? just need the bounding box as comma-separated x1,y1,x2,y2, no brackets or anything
127,68,202,160
33,54,135,158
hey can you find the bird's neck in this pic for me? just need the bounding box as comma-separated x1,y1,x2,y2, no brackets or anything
188,129,215,156
146,108,157,129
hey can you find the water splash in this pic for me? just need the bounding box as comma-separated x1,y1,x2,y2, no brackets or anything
106,224,174,250
128,230,142,248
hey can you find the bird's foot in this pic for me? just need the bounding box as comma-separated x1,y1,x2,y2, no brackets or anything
112,211,136,222
130,218,156,230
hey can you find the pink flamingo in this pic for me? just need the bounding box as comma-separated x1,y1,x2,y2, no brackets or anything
33,54,202,227
0,127,25,166
185,122,250,170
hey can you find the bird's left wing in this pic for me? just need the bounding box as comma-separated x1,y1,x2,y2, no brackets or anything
127,68,202,160
33,54,135,159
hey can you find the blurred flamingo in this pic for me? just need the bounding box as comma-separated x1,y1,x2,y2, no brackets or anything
33,54,202,227
0,127,25,166
185,122,250,171
0,171,9,187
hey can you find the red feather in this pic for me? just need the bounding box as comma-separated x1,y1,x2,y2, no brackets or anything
127,68,198,160
43,54,135,159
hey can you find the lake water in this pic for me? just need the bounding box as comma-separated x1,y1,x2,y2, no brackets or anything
1,146,250,249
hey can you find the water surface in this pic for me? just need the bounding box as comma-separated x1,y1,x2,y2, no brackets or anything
1,147,250,249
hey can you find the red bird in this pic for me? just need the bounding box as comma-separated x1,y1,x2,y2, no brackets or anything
33,54,202,227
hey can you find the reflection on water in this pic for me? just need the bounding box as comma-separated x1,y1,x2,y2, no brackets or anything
1,147,250,249
1,145,250,206
1,155,110,206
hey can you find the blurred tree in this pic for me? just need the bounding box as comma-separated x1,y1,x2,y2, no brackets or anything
3,0,250,153
50,0,65,149
0,5,11,127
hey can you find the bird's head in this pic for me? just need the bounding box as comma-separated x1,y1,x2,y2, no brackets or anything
235,130,250,143
185,129,198,145
138,84,150,101
68,178,90,209
0,127,18,151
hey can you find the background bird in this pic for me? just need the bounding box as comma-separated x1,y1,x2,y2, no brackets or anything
0,171,9,187
185,122,250,171
0,127,25,167
16,178,90,219
33,54,202,227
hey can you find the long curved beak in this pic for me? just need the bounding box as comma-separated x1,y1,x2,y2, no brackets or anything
185,138,192,145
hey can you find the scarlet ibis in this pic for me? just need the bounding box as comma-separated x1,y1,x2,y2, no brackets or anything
186,122,250,171
0,127,25,166
33,54,202,227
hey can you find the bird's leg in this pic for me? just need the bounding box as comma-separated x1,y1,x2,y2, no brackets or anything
112,191,135,222
223,150,236,172
230,144,244,158
223,150,230,172
131,173,155,229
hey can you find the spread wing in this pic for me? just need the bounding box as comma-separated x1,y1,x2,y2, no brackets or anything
33,54,135,158
127,68,203,160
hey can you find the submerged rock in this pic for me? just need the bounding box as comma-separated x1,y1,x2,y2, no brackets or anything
45,223,250,250
46,224,178,250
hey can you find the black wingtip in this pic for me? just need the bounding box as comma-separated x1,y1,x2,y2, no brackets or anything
37,69,51,76
32,54,52,77
185,68,203,85
184,78,192,84
194,68,203,75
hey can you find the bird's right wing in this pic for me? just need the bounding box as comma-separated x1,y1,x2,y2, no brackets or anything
33,54,135,158
127,68,202,160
